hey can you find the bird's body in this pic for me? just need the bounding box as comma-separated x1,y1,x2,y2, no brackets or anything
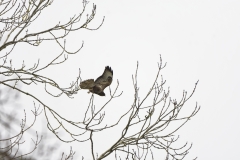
80,66,113,96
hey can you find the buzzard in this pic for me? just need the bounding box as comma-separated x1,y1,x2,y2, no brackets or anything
80,66,113,96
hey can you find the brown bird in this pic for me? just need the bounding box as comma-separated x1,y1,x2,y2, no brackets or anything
80,66,113,96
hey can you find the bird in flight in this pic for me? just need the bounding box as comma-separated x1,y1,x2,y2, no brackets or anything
80,66,113,96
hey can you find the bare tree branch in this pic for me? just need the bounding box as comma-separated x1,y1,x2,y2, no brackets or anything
97,56,200,160
0,0,200,159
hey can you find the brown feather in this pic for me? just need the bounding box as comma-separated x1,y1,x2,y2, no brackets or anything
80,79,94,89
80,66,113,96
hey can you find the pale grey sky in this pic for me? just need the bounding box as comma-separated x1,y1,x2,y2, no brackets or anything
8,0,240,159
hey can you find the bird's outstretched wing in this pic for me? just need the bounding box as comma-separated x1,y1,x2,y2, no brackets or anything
95,66,113,87
80,66,113,96
80,79,95,89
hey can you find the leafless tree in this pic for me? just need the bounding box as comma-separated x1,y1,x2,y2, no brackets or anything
0,0,200,160
0,82,77,159
73,56,200,160
0,0,102,159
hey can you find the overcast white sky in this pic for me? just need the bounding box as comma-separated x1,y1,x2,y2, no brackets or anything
6,0,240,159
